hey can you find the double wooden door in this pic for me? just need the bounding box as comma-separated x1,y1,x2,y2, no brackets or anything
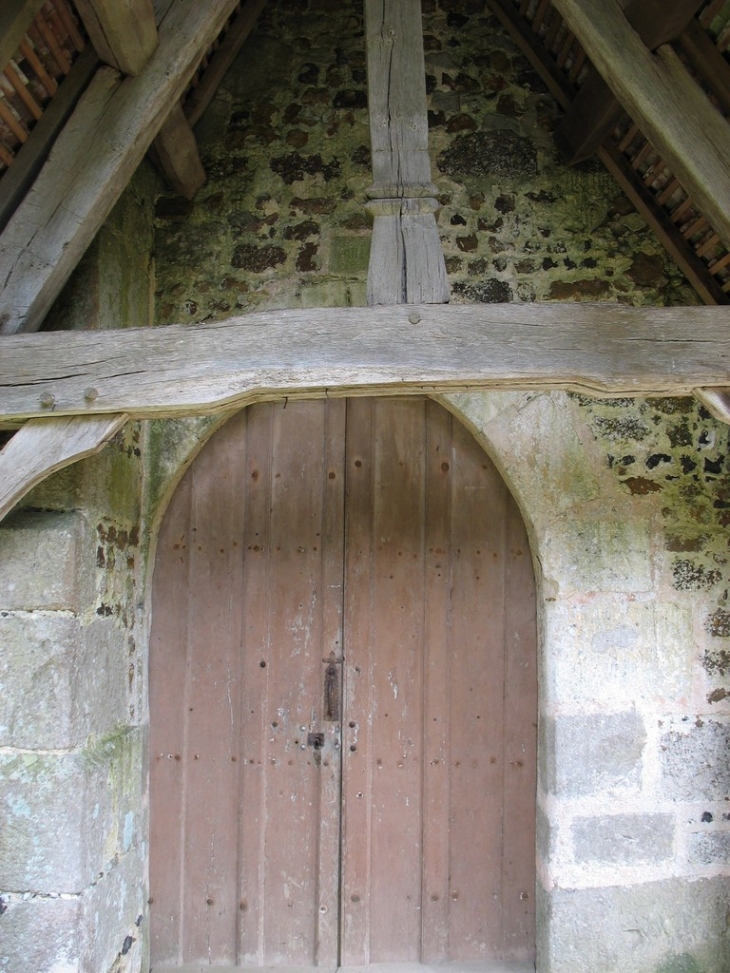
149,397,536,971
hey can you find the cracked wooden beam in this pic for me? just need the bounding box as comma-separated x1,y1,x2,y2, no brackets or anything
364,0,449,305
1,304,730,422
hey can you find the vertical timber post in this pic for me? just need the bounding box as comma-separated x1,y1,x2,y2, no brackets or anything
364,0,449,305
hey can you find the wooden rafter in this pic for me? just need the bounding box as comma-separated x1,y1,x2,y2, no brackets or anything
0,0,242,336
555,0,704,163
552,0,730,249
486,0,730,304
1,304,730,422
73,0,157,76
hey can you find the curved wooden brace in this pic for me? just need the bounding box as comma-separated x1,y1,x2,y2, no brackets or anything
0,413,128,522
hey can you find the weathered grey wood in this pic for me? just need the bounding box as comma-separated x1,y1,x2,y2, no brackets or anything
552,0,730,248
2,304,730,421
678,17,730,118
0,0,46,74
0,48,99,234
556,0,704,164
0,0,241,336
485,0,728,305
364,0,448,305
183,0,269,128
0,413,127,521
73,0,157,76
152,102,205,199
694,389,730,425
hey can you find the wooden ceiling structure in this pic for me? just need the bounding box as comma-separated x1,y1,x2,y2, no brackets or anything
2,0,730,521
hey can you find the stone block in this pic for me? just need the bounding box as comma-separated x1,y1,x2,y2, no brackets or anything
0,614,132,749
539,877,730,973
0,894,81,973
328,234,370,274
687,830,730,865
659,719,730,802
544,598,692,707
0,511,93,611
450,390,602,524
572,813,675,864
541,710,646,797
548,508,653,594
79,846,148,973
0,728,146,893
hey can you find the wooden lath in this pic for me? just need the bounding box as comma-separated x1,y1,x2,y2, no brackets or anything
0,0,86,177
487,0,730,305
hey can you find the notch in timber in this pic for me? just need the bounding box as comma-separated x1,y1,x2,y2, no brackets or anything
364,0,449,305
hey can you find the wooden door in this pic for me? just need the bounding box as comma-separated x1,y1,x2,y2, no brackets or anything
150,397,537,972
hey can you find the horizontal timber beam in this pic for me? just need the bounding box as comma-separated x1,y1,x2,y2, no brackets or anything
552,0,730,248
1,304,730,422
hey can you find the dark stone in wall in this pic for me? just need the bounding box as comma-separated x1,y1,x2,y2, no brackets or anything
437,131,538,178
452,279,513,303
231,244,287,272
269,152,341,184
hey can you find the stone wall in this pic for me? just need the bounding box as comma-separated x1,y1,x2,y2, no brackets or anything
153,0,694,323
2,1,730,972
0,167,157,973
148,2,729,971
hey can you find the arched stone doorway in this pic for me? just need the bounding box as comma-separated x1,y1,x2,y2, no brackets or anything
149,396,537,971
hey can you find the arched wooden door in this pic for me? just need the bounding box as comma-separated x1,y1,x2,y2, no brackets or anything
149,397,537,972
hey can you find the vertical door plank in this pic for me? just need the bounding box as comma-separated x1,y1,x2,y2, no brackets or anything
342,398,427,963
444,419,508,959
179,413,247,964
340,397,376,966
150,471,193,965
499,500,538,959
420,401,455,962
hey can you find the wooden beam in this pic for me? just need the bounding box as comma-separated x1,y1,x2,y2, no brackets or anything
485,0,728,304
0,0,241,336
552,0,730,248
696,388,730,425
0,47,99,234
364,0,449,305
151,102,205,199
678,16,730,117
1,304,730,422
73,0,157,76
184,0,269,128
555,0,705,164
0,413,127,522
0,0,46,72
